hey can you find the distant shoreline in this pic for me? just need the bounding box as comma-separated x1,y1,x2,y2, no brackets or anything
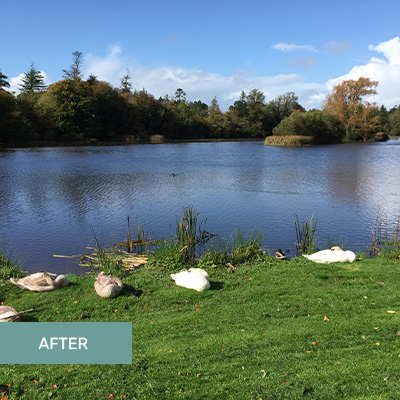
0,136,263,149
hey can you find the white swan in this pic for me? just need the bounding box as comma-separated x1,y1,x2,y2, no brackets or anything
94,271,123,298
0,306,25,322
10,272,69,292
302,246,356,264
170,268,210,292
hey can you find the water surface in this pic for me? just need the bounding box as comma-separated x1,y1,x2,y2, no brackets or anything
0,140,399,274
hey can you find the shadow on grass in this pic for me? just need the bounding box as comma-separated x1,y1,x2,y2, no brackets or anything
23,315,39,322
210,281,224,291
121,283,143,298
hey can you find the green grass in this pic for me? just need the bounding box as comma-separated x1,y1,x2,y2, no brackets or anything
1,252,400,399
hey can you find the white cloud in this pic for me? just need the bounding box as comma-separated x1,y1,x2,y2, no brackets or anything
8,73,24,94
130,67,326,110
327,37,400,108
84,44,124,83
369,36,400,65
271,43,318,52
80,45,327,110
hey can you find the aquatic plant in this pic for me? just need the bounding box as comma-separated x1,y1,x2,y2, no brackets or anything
175,206,215,263
369,213,400,258
264,135,313,146
294,213,318,256
124,216,151,254
198,228,267,268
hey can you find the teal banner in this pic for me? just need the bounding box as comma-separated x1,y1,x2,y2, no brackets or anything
0,322,132,364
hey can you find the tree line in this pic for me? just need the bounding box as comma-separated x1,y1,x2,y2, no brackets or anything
1,51,400,146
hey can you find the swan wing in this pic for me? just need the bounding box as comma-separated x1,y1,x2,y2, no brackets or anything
10,272,55,291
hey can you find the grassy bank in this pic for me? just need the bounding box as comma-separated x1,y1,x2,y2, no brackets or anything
1,250,400,399
264,135,313,146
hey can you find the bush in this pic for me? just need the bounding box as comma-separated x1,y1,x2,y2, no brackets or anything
272,110,346,144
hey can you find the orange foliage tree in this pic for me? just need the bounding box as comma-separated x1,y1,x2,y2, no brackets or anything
324,77,380,141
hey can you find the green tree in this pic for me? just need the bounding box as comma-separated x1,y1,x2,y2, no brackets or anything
48,78,93,139
90,81,131,139
0,90,16,140
208,96,220,114
18,62,47,93
264,92,304,135
174,88,186,102
228,90,265,137
127,89,164,138
62,51,84,80
0,70,10,91
120,69,133,94
87,73,98,85
387,107,400,136
229,91,248,119
272,110,345,144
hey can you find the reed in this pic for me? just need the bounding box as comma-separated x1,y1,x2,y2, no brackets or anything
294,213,318,256
264,135,313,146
175,206,214,263
369,213,400,258
125,216,151,253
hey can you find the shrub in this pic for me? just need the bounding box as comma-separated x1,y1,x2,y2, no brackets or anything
272,110,346,144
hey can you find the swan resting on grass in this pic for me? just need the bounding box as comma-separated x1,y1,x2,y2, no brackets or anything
0,306,25,322
302,246,356,264
94,271,123,298
170,268,210,292
10,272,69,292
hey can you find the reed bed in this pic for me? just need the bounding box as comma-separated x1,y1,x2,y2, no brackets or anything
264,135,313,146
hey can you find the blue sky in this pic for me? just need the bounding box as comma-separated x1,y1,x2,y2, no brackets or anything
2,0,400,110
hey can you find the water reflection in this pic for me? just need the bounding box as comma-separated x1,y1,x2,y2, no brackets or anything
0,140,399,274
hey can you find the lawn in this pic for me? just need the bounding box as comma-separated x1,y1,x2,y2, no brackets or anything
0,253,399,399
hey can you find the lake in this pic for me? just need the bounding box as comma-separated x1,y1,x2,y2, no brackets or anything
0,140,399,274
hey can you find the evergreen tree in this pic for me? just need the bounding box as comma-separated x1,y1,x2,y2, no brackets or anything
209,96,220,114
174,88,186,102
0,70,10,90
18,62,47,93
120,69,133,94
62,51,84,80
87,73,98,85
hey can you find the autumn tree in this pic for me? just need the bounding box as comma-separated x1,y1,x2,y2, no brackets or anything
324,77,379,141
